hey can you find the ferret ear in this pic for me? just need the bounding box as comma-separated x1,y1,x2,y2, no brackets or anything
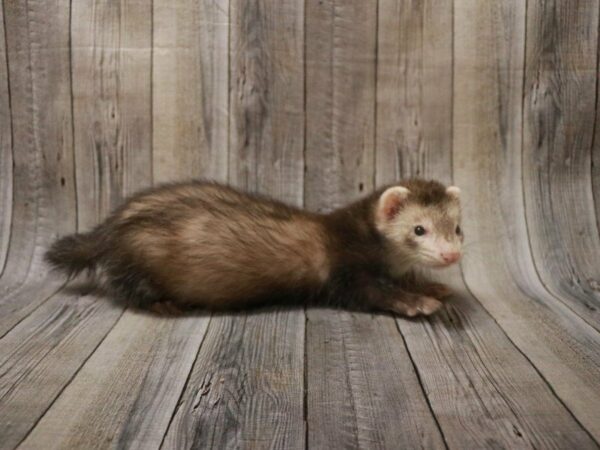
378,186,410,221
446,186,461,199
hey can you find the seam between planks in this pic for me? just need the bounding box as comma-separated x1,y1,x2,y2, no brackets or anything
392,317,449,450
302,0,307,207
68,0,78,234
590,0,600,238
226,0,231,186
0,0,14,279
450,0,455,185
14,305,127,449
302,2,308,447
372,0,379,190
457,268,600,446
302,305,308,450
149,0,154,186
158,313,214,450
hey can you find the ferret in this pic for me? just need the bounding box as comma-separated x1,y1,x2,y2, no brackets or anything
45,178,463,317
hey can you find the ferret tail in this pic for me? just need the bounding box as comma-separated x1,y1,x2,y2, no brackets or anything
45,232,102,278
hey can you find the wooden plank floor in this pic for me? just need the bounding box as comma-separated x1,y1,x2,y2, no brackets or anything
2,0,600,449
2,274,600,449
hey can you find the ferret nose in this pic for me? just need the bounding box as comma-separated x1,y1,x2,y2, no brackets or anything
441,251,461,264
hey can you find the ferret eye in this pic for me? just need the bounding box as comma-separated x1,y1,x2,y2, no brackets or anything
414,225,426,236
456,225,461,235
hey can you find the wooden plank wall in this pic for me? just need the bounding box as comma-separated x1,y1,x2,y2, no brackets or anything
1,0,600,448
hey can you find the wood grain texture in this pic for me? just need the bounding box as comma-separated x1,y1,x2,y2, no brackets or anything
454,0,600,441
71,0,152,230
522,0,600,329
376,0,452,183
305,0,376,211
152,0,229,183
1,1,600,448
594,47,600,232
0,290,123,450
20,310,209,450
0,3,12,275
163,309,305,449
0,0,76,335
228,0,304,206
400,283,597,449
306,309,445,449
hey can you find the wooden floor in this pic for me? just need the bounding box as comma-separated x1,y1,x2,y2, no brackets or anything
2,0,600,448
1,262,600,449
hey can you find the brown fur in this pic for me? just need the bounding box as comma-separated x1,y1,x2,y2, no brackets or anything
45,179,462,316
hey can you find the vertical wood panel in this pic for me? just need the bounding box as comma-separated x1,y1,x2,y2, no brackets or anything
0,0,76,333
305,0,376,211
0,3,12,275
454,0,600,441
376,0,452,184
228,0,304,206
522,0,600,328
153,0,229,183
594,58,600,228
71,0,152,230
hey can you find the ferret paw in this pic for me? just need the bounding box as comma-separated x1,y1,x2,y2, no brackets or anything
421,283,453,300
416,296,444,315
390,296,443,317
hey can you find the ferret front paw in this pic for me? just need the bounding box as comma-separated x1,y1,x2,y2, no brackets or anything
390,295,443,317
416,296,443,315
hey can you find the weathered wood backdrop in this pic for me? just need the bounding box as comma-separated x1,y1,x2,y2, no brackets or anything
1,0,600,448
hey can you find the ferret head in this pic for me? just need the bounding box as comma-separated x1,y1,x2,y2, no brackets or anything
374,179,463,269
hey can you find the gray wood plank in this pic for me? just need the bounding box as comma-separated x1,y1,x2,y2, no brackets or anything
306,309,445,449
399,279,597,449
522,0,600,329
454,0,600,442
0,3,12,275
0,289,123,450
304,1,444,447
594,66,600,229
162,309,305,449
71,0,152,230
152,0,229,184
305,0,376,211
0,0,76,333
228,0,304,206
19,310,208,450
376,0,452,183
